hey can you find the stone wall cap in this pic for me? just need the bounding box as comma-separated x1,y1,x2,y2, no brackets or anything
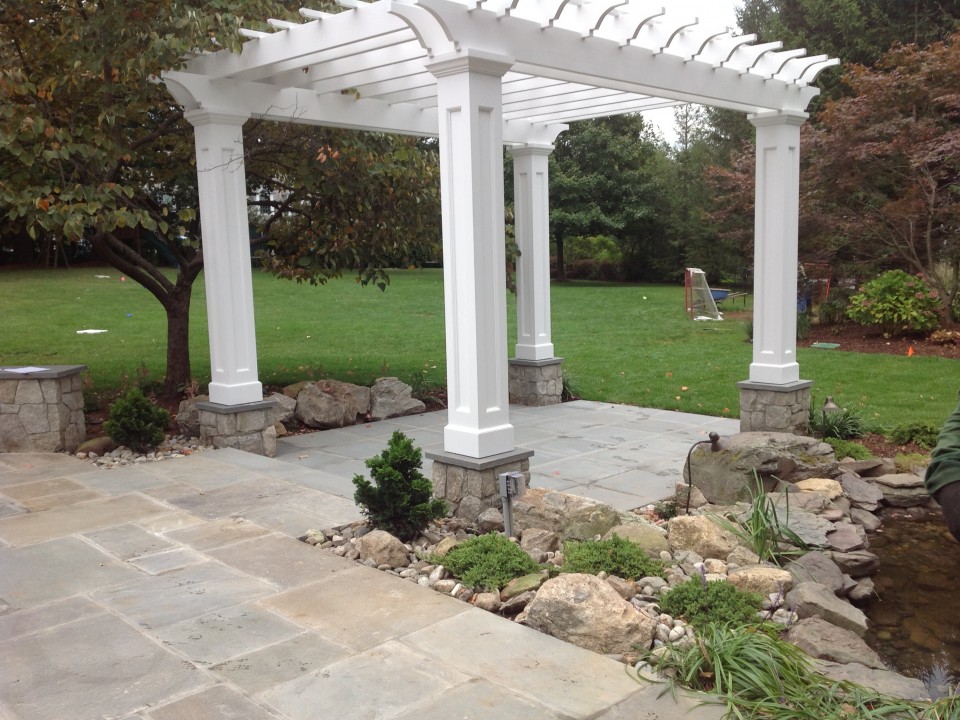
197,399,278,414
508,357,564,368
737,379,812,392
0,365,87,380
426,447,534,470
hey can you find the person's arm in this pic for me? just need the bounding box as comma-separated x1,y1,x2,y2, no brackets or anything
925,397,960,542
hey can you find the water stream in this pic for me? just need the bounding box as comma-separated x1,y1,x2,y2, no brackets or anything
863,511,960,692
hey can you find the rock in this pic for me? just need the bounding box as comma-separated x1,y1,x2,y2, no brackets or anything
477,507,504,533
686,432,837,504
784,551,844,596
282,380,311,399
500,572,547,601
769,489,830,514
355,529,409,568
794,478,843,499
501,590,536,616
296,384,348,429
266,391,297,425
785,617,886,669
847,577,875,604
433,536,459,557
838,474,884,511
754,503,834,548
849,508,882,533
726,545,761,567
175,395,208,437
838,458,896,478
369,377,425,420
674,482,708,510
827,550,880,578
826,522,865,552
473,592,501,612
785,581,868,637
521,574,657,655
316,379,371,425
873,473,930,508
666,515,739,559
727,565,793,597
520,528,560,563
605,575,638,600
513,488,619,541
76,435,118,456
814,661,929,701
455,495,484,524
602,523,669,557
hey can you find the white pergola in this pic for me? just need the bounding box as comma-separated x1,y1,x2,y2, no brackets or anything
163,0,837,459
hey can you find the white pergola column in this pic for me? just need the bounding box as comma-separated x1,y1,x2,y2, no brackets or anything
427,51,515,459
748,111,806,385
184,110,263,406
510,144,555,361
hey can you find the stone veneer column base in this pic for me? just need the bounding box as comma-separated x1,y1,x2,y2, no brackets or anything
0,365,87,453
738,380,812,435
198,399,278,457
426,448,534,522
508,358,563,406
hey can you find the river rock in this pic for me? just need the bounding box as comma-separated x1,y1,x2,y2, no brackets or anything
784,551,844,595
666,515,739,559
521,573,657,655
369,377,425,420
827,550,880,578
785,617,885,668
785,581,868,637
356,529,409,568
513,488,619,541
838,474,884,511
815,661,929,701
727,565,793,597
473,592,501,612
602,523,669,557
686,432,837,504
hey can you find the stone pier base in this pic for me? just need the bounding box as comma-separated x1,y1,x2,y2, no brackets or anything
508,358,563,406
0,365,87,453
738,380,812,435
426,448,533,523
198,400,278,457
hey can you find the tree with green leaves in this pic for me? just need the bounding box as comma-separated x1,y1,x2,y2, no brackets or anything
0,1,439,399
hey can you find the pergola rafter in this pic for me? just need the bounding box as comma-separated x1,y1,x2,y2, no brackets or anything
163,0,838,462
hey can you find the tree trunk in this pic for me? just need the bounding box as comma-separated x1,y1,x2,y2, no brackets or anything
555,233,566,281
161,285,193,401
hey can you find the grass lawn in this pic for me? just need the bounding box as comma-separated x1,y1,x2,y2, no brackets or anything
0,267,955,431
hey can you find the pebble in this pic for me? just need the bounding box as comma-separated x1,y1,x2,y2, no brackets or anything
76,435,211,468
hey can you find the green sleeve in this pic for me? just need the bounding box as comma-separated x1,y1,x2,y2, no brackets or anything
924,396,960,496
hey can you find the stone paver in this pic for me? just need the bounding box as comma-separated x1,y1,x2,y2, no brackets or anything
208,533,354,588
148,685,278,720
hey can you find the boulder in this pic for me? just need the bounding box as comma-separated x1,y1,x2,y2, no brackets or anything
686,432,837,504
727,565,793,597
837,458,896,478
477,507,504,534
369,377,425,420
785,617,885,668
355,530,409,568
500,572,547,601
785,581,868,637
266,391,297,426
519,528,560,563
176,395,208,437
296,384,348,429
873,473,930,508
76,435,118,456
666,515,739,559
513,488,619,541
827,550,880,578
784,551,844,596
602,523,669,557
521,573,657,655
282,380,311,399
838,474,884,511
794,478,843,500
826,522,865,553
316,379,371,425
815,661,929,701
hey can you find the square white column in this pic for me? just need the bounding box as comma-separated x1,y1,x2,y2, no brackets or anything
185,110,263,406
427,51,515,459
510,144,555,361
748,111,806,386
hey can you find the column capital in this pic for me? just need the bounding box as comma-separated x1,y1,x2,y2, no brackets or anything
748,110,808,129
508,143,555,158
426,49,514,79
183,109,250,128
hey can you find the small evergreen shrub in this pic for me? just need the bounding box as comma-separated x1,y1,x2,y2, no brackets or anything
352,431,447,541
103,389,169,450
888,421,940,449
823,437,874,461
659,576,763,630
442,532,540,591
562,535,665,580
846,270,941,336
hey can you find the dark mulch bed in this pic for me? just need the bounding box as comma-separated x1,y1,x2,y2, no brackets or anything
804,323,960,360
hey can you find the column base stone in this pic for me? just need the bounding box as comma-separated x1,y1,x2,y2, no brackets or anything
738,380,812,435
198,399,278,457
426,448,534,521
508,358,563,406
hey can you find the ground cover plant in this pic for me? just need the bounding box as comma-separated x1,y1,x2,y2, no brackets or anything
440,532,540,591
0,268,956,429
561,535,664,580
657,576,763,631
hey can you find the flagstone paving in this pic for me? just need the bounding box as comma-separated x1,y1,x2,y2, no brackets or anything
0,401,731,720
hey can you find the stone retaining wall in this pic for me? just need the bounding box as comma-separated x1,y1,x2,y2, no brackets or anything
0,365,86,453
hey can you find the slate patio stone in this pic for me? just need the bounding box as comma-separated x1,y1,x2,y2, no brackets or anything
208,534,354,589
1,477,87,502
165,517,270,551
0,536,140,609
389,678,567,720
148,685,278,720
0,596,103,642
131,548,205,574
0,613,205,720
166,477,306,520
84,523,177,560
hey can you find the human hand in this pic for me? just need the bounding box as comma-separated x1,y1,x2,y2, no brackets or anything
934,482,960,543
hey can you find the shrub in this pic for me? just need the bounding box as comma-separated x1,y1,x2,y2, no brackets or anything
846,270,941,336
823,437,874,461
888,421,940,449
352,431,447,541
442,532,540,591
103,389,169,450
817,288,852,327
658,575,763,630
562,535,665,580
809,405,870,439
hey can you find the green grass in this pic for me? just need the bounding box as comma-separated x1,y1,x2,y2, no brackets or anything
0,267,955,429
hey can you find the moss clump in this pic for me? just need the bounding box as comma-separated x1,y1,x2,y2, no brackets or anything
442,533,540,591
659,576,763,630
561,534,664,580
